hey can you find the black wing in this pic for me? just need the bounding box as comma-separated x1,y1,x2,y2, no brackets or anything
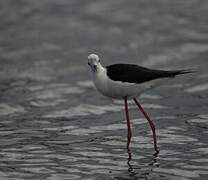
106,64,191,84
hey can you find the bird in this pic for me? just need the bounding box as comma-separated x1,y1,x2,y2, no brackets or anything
87,53,192,152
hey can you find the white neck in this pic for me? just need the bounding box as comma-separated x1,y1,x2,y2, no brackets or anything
97,64,106,73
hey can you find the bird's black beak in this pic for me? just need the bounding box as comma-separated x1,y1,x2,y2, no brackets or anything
92,65,97,72
88,62,97,72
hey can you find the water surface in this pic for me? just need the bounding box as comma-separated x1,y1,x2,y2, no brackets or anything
0,0,208,179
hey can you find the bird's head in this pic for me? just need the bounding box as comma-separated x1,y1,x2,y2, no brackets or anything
88,54,101,72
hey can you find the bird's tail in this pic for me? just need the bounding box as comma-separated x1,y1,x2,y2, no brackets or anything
168,69,195,77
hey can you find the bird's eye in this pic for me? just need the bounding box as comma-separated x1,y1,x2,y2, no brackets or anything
88,62,90,66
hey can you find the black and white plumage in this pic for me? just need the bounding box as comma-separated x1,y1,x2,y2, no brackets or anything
87,53,192,154
88,53,191,99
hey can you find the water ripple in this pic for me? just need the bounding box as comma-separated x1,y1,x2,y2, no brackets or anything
153,168,200,178
185,83,208,93
44,103,167,118
0,104,26,116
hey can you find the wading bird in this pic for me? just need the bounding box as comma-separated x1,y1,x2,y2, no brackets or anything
88,53,191,152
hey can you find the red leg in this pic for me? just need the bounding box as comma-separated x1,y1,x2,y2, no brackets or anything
124,97,132,149
133,98,158,152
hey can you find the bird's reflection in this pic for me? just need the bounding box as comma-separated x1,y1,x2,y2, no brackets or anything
126,145,160,172
127,145,133,172
149,149,160,167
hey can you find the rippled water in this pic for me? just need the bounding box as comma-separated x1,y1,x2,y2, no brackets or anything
0,0,208,179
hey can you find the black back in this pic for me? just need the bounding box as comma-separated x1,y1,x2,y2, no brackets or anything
106,64,190,84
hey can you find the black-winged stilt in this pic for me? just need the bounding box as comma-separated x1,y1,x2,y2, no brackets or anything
88,53,191,152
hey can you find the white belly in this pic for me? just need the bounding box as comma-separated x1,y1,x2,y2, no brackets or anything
93,71,153,99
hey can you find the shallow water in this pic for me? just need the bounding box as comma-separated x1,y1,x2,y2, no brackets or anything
0,0,208,179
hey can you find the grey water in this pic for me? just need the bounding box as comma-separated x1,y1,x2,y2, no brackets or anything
0,0,208,179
